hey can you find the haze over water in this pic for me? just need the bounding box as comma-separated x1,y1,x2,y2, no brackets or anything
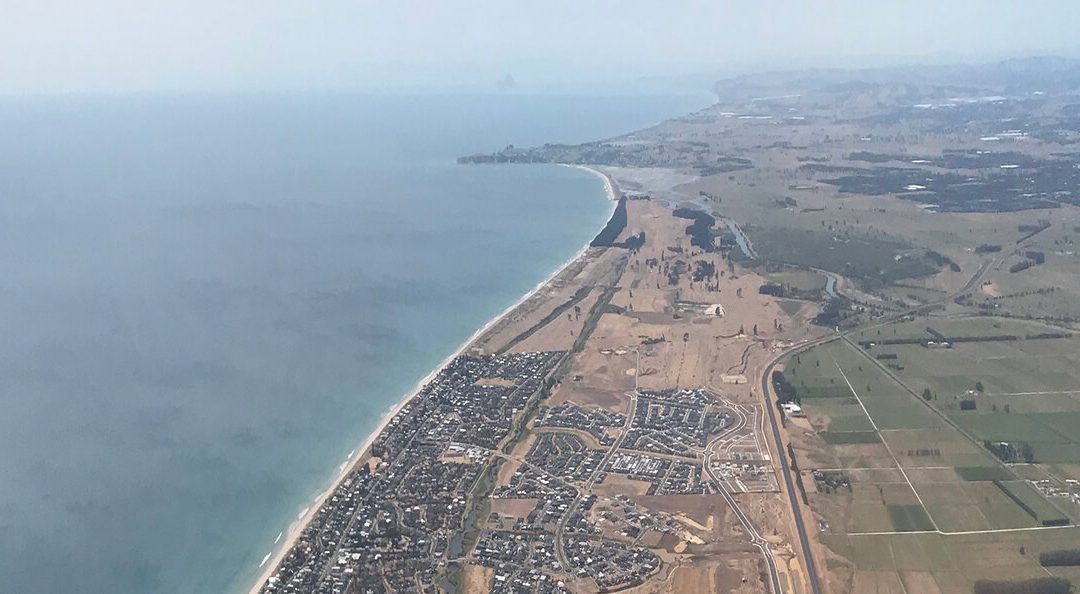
0,91,711,593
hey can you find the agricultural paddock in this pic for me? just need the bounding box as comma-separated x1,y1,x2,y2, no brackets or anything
783,321,1080,592
823,527,1080,594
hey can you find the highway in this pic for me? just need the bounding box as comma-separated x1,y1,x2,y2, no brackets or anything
759,348,826,594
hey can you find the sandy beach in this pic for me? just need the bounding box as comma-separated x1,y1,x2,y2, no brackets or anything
246,165,617,594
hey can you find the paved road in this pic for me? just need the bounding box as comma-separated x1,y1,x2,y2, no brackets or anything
703,409,782,594
760,348,826,594
554,391,637,569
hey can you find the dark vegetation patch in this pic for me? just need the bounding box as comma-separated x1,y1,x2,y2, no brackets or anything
772,370,799,405
714,226,740,252
691,260,715,282
759,283,785,297
672,208,718,252
1040,549,1080,567
808,153,1080,212
619,232,646,251
848,149,1039,170
788,443,810,505
813,296,853,328
813,470,851,494
590,197,627,247
1010,260,1035,274
665,259,687,286
926,250,961,272
1017,222,1052,243
936,149,1040,169
853,97,1027,132
1027,332,1072,340
984,440,1036,464
749,227,941,290
1009,249,1046,274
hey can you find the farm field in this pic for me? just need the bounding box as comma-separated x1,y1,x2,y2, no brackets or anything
823,527,1080,594
849,317,1080,464
782,316,1080,592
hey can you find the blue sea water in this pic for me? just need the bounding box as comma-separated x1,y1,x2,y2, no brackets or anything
0,90,711,593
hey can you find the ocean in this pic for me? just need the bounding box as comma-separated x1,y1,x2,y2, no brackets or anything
0,90,712,593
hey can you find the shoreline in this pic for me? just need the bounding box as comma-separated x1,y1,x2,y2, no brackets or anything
565,163,619,202
245,164,617,594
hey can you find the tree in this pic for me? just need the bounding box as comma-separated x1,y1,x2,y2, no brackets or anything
1021,442,1035,464
975,381,985,393
922,388,932,401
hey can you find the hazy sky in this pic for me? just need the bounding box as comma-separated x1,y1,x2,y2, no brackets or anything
4,0,1079,93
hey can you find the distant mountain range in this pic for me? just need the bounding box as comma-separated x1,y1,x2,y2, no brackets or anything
712,56,1080,102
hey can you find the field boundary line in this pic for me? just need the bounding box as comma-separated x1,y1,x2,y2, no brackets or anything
833,361,940,532
845,523,1079,536
987,390,1080,396
840,335,1019,477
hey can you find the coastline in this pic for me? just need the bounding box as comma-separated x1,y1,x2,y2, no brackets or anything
565,163,619,202
245,164,617,594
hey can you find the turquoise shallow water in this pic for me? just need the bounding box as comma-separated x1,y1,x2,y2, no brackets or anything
0,91,711,593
